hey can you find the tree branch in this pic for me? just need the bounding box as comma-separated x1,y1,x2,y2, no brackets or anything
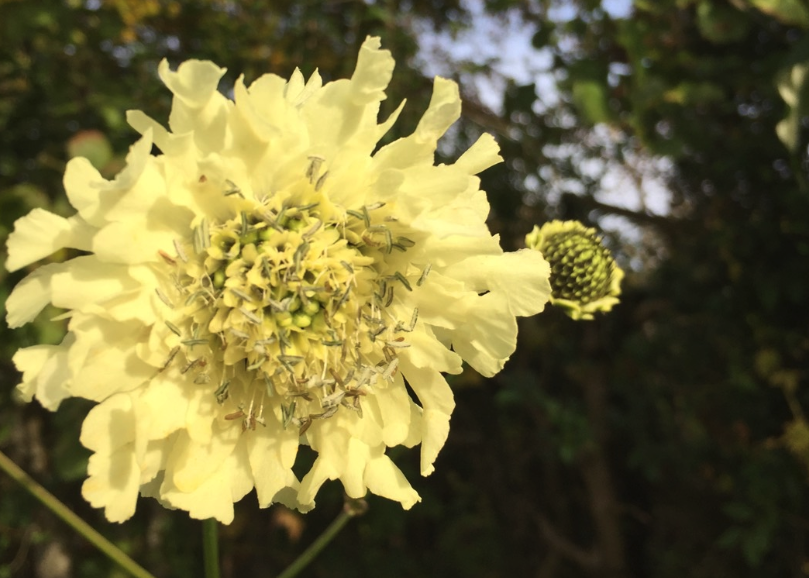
535,513,599,571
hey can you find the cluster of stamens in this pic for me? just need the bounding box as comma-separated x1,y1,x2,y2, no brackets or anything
155,157,427,435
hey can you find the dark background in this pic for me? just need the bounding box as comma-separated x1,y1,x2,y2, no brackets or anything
2,0,809,576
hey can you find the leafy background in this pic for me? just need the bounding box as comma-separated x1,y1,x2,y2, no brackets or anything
2,0,809,576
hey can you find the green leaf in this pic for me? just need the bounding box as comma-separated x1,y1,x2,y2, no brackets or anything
696,1,750,44
749,0,809,27
572,80,611,124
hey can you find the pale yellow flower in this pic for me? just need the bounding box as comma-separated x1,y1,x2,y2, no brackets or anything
6,37,551,523
525,220,622,320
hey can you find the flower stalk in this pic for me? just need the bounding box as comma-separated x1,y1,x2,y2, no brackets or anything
0,450,155,578
202,518,220,578
276,498,368,578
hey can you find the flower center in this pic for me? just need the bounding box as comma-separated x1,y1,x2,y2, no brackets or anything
157,159,420,434
542,230,616,305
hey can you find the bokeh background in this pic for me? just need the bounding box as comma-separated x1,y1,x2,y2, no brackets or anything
2,0,809,576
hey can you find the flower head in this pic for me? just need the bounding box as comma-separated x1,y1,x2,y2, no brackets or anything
525,220,622,320
6,37,551,523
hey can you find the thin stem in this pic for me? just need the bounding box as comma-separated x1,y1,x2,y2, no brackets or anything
0,450,155,578
202,518,220,578
276,499,366,578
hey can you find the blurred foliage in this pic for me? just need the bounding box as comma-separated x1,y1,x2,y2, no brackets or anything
2,0,809,577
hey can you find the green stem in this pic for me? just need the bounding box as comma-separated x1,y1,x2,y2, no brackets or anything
0,450,155,578
202,518,220,578
277,499,365,578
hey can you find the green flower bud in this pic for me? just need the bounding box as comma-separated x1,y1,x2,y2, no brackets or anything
292,312,312,328
239,229,259,245
526,220,623,320
212,269,226,289
276,311,293,328
302,300,320,316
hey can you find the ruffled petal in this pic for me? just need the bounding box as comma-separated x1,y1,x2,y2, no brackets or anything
398,356,455,476
350,36,395,106
365,453,420,509
83,449,141,523
451,293,518,377
5,262,67,328
246,419,300,507
160,438,253,524
444,249,552,317
366,373,413,446
297,456,339,509
12,342,72,410
50,256,139,313
454,133,503,175
166,423,240,494
5,209,95,272
158,59,230,153
374,77,461,169
67,316,154,401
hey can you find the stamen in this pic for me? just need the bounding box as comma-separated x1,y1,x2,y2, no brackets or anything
155,288,174,308
193,219,210,253
390,271,412,291
165,321,182,336
173,239,189,262
315,171,329,191
159,346,181,373
224,179,243,197
417,264,431,286
158,250,177,266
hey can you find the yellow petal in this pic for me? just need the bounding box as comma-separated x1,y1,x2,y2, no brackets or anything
63,157,111,227
398,358,455,476
350,36,394,105
50,256,139,312
445,249,552,317
127,110,172,153
83,448,140,523
11,345,54,402
367,373,412,446
137,439,171,484
158,59,230,153
5,210,95,272
80,393,136,455
415,77,461,144
410,270,474,330
5,262,66,328
418,408,451,477
365,454,420,509
451,293,517,377
405,329,463,374
92,217,179,265
68,316,154,401
160,440,252,524
374,77,460,168
139,374,196,440
284,67,322,106
158,58,227,109
455,133,503,175
245,409,299,507
12,343,71,409
167,425,240,493
342,438,371,498
297,456,339,508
